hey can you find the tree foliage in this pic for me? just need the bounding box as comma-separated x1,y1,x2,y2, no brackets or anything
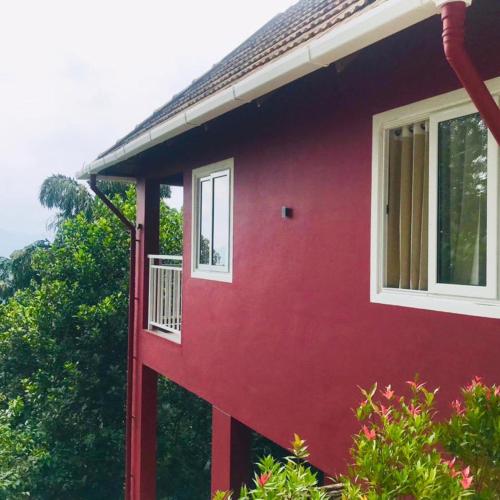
157,379,212,500
39,174,171,229
0,257,12,302
0,180,207,499
39,175,95,227
0,191,132,498
0,241,51,303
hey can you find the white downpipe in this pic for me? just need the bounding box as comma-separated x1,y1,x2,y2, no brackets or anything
77,0,442,180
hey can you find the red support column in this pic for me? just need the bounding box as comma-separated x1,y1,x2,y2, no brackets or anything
211,407,252,495
132,364,158,499
130,178,160,499
136,178,160,328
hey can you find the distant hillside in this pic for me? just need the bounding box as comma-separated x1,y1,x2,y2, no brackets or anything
0,228,48,257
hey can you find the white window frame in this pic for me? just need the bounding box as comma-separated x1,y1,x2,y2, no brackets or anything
428,102,498,299
371,76,500,319
191,158,234,283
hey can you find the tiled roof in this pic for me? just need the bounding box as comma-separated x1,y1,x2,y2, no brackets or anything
100,0,375,158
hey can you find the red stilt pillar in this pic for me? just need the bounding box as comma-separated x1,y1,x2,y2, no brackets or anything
130,178,160,499
132,364,158,499
211,407,252,496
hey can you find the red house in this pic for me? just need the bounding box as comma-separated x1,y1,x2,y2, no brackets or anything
77,0,500,497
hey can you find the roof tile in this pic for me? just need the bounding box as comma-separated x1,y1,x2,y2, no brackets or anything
100,0,374,158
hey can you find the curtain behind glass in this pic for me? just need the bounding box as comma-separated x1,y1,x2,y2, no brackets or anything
386,123,429,290
437,113,487,286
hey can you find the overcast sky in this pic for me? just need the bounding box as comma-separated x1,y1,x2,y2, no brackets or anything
0,0,296,256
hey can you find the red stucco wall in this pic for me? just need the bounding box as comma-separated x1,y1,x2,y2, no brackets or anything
140,2,500,475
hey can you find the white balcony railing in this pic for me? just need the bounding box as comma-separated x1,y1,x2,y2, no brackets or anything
148,255,182,335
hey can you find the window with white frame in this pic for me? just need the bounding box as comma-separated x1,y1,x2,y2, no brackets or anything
191,159,233,282
371,78,500,318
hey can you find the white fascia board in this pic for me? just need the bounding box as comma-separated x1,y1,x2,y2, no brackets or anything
233,45,325,102
434,0,471,6
122,130,152,157
309,0,438,66
99,175,137,183
77,157,105,179
78,0,441,180
186,87,241,125
91,158,105,172
114,147,127,162
148,111,193,146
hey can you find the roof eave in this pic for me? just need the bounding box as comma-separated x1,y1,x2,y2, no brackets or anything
77,0,440,180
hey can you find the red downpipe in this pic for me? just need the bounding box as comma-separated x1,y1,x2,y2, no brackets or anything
438,1,500,144
89,175,135,500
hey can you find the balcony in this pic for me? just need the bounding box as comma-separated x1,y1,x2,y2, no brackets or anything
148,255,182,340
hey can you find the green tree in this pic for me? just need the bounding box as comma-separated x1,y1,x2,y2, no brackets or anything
39,174,171,229
0,190,133,498
157,380,212,500
39,174,95,227
0,181,201,499
0,240,50,303
0,257,11,302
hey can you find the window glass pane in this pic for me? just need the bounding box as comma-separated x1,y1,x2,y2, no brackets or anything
199,179,212,265
212,173,229,267
437,112,487,286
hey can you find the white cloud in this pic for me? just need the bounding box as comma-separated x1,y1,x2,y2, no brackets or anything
0,0,296,254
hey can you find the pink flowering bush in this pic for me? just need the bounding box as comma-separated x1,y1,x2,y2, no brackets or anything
214,377,499,499
341,379,474,499
440,377,500,496
213,434,331,499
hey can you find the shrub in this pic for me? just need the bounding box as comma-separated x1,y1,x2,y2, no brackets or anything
214,434,331,499
440,377,500,496
215,378,500,500
341,379,473,499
